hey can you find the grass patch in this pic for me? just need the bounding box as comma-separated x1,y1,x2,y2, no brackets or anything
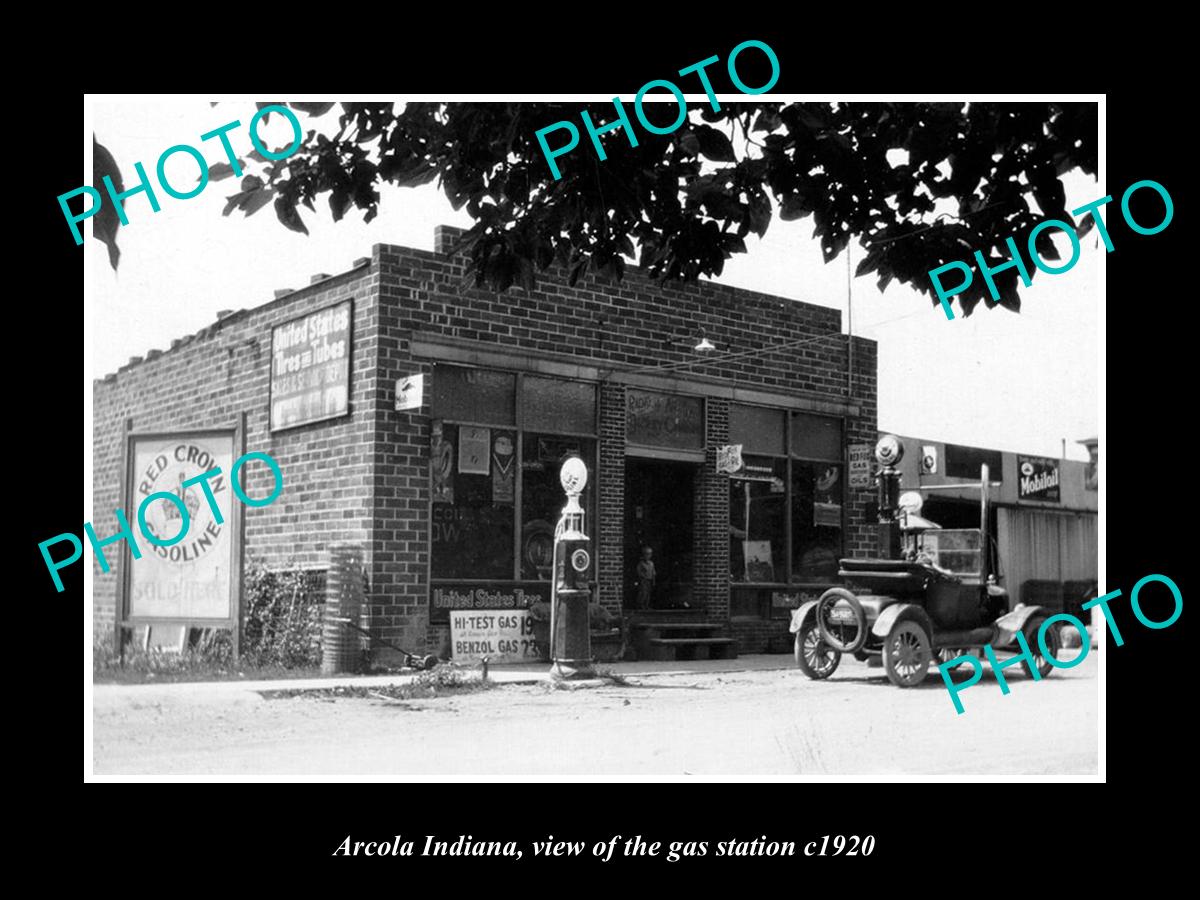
258,664,493,702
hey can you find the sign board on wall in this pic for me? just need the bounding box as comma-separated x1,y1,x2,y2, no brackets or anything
920,444,938,474
126,432,238,622
716,444,744,474
430,581,550,625
1018,455,1061,502
449,609,540,664
270,299,352,431
771,587,826,610
848,443,872,489
626,390,704,449
395,373,424,412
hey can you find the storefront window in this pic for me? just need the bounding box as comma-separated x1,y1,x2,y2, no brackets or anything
430,422,516,580
791,460,843,582
729,456,787,583
523,376,596,434
791,412,842,461
431,365,516,426
729,404,785,455
428,365,598,586
520,434,596,580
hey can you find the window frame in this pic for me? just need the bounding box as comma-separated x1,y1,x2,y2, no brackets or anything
429,365,598,585
728,404,848,618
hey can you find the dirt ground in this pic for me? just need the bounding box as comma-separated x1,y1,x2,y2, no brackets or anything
91,654,1098,777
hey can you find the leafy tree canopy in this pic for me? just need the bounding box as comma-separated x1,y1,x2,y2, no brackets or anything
116,101,1101,317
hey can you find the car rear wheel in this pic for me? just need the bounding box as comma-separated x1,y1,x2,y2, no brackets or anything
1023,617,1059,679
883,620,932,688
935,647,973,671
794,617,841,680
815,588,867,654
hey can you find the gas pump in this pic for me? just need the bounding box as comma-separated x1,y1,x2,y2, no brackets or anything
875,434,904,560
549,457,595,680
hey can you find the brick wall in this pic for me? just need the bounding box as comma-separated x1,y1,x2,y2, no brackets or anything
93,224,878,663
91,266,381,626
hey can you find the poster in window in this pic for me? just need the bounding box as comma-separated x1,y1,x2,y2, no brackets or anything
431,421,454,504
814,502,842,527
492,432,515,504
743,540,775,582
127,432,236,622
458,426,491,475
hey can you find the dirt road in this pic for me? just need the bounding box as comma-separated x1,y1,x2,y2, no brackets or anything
91,654,1098,776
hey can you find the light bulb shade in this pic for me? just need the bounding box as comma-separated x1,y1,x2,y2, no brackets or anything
875,434,904,467
560,457,588,494
694,337,716,352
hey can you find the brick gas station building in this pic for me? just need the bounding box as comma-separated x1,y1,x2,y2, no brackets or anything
92,225,879,663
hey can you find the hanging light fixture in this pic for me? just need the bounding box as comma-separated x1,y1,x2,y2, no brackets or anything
694,332,716,352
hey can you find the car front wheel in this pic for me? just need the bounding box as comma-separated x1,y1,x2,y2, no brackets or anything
795,618,841,680
883,620,932,688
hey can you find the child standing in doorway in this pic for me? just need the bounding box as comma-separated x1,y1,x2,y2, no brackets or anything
636,545,656,609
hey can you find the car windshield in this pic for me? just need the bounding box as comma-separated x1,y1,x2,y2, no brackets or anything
923,529,983,576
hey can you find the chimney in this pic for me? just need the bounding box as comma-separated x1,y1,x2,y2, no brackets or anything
434,224,466,255
274,289,293,299
216,309,234,320
310,273,331,284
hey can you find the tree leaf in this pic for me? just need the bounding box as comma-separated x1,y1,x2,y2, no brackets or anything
274,196,309,235
694,124,736,163
329,190,352,223
222,192,246,217
779,194,808,221
748,193,772,237
242,189,273,217
92,138,122,270
209,161,239,182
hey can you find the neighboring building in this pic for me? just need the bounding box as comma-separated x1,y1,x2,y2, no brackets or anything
93,225,878,661
884,435,1098,619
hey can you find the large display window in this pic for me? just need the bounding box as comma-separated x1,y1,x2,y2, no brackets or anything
429,365,597,588
728,404,845,614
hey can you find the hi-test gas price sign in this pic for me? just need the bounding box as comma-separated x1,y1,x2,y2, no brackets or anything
449,610,540,663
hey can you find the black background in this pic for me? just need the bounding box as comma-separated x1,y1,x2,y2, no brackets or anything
24,19,1186,885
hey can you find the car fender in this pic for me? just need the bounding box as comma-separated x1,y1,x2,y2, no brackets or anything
993,603,1051,646
788,600,820,634
871,602,934,641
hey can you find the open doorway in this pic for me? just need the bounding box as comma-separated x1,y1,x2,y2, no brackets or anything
624,458,696,610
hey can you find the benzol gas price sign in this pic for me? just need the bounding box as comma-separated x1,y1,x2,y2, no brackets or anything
449,610,540,664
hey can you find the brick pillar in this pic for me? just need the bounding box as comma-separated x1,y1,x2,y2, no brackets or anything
695,398,730,620
598,383,626,614
845,336,879,560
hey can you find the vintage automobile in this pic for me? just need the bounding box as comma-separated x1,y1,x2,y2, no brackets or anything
791,435,1061,687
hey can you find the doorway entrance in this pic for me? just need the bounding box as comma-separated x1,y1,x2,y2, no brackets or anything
624,458,696,610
